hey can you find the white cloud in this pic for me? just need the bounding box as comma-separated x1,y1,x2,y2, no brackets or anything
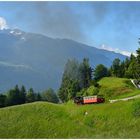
0,17,8,30
0,61,33,70
100,44,136,57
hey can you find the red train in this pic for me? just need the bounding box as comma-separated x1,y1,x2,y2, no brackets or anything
74,95,105,104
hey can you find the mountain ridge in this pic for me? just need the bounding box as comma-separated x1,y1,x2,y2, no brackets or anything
0,28,127,92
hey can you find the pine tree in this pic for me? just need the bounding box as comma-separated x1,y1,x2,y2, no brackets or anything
135,48,140,80
6,85,21,106
0,94,6,107
110,58,121,77
42,88,59,103
58,59,81,102
125,55,137,78
20,85,26,104
26,88,35,103
79,58,92,88
58,58,93,102
36,93,42,101
94,64,109,80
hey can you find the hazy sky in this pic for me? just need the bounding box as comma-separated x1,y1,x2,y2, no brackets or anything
0,1,140,55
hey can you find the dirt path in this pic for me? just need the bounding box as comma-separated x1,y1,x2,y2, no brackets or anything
109,94,140,103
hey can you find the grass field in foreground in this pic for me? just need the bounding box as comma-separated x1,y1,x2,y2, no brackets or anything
0,77,140,138
0,99,140,138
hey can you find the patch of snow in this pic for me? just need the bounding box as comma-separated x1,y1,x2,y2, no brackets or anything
9,29,23,36
0,17,8,30
15,32,22,35
100,44,136,57
10,30,14,34
21,37,26,41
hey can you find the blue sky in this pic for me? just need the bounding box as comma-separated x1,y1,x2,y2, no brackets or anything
0,1,140,55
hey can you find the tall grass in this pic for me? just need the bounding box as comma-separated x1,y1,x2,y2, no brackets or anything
1,99,140,138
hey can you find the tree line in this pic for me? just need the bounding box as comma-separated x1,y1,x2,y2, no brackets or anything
0,85,59,108
109,50,140,79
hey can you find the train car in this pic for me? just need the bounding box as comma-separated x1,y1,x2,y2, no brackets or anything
74,95,105,104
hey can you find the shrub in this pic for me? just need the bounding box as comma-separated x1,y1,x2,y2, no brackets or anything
86,86,99,96
76,88,86,96
76,86,99,97
0,94,6,107
90,80,99,87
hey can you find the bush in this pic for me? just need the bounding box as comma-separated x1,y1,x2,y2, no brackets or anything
90,80,99,87
76,88,86,97
42,88,59,103
132,100,140,117
76,86,99,97
94,64,109,81
0,94,6,107
86,86,99,96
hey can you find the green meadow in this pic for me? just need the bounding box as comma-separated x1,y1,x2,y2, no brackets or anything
0,77,140,138
98,77,140,100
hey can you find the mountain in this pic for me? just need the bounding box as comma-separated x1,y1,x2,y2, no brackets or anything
0,29,127,92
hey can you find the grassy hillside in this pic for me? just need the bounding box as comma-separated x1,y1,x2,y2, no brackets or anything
98,77,140,100
1,99,140,138
0,101,93,138
0,77,140,138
